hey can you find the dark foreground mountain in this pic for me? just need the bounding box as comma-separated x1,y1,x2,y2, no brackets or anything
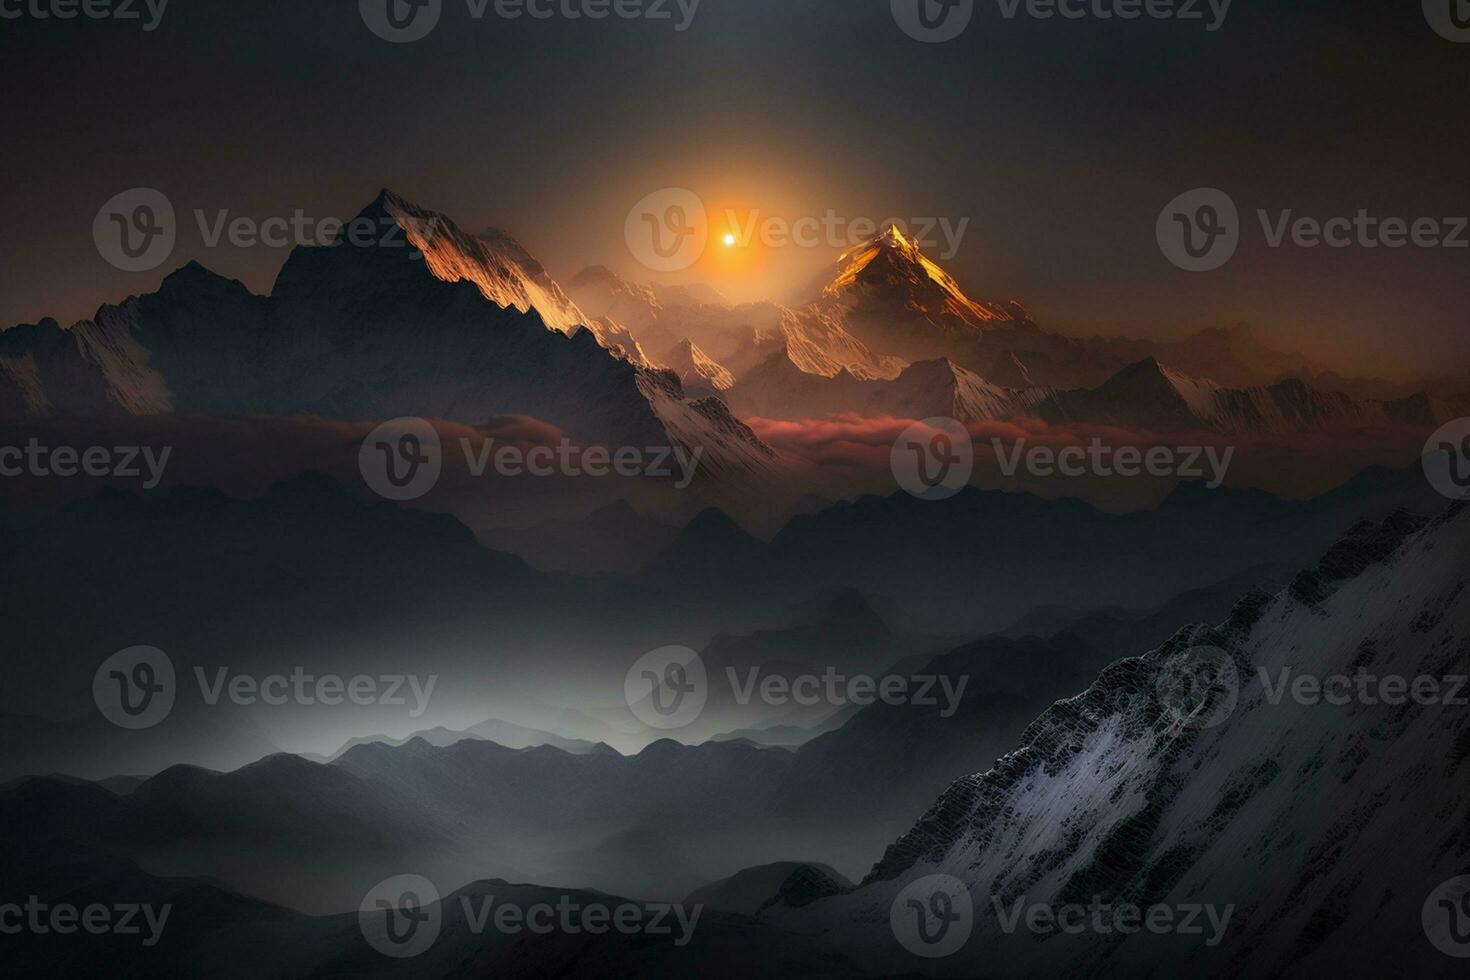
0,190,774,476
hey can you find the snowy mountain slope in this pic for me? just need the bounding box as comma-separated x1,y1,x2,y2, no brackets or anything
780,503,1470,978
379,194,653,366
663,338,736,397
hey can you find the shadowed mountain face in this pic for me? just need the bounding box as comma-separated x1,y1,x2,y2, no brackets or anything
0,191,773,475
776,505,1470,979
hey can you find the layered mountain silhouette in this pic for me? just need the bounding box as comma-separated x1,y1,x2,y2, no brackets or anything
0,190,774,476
5,500,1465,976
567,227,1452,431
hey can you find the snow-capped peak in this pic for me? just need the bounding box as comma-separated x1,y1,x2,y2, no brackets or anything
372,190,590,335
821,227,1023,330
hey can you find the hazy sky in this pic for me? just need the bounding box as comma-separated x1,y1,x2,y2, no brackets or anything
2,0,1466,378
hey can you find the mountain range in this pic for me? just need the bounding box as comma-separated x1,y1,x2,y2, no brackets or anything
0,190,774,479
4,499,1466,976
5,190,1450,470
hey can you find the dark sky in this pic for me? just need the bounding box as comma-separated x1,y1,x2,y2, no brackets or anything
2,0,1466,378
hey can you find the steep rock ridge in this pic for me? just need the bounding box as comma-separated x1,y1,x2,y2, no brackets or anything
663,338,736,397
783,503,1470,978
822,225,1026,328
817,225,1031,366
0,190,774,469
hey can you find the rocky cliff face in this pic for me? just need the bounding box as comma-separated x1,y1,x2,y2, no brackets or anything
780,503,1470,979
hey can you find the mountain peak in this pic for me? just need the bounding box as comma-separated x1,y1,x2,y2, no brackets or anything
876,224,912,249
821,228,1021,331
